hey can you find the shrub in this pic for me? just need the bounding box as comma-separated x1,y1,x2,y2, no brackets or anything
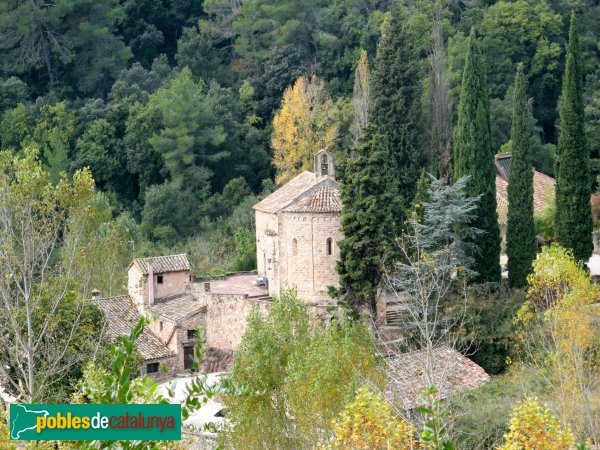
448,375,519,449
498,398,575,450
328,387,420,449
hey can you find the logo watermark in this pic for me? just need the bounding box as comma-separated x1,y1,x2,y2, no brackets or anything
10,404,181,441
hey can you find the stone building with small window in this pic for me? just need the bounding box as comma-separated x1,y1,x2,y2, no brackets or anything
253,150,342,303
95,254,211,377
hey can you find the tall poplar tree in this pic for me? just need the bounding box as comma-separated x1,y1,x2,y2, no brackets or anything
453,28,501,282
369,0,424,221
507,64,536,288
554,14,592,262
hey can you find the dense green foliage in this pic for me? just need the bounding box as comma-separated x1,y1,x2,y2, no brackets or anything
453,29,501,283
0,0,595,272
220,289,382,449
369,1,424,222
506,65,536,288
0,150,127,402
337,125,397,309
555,15,593,262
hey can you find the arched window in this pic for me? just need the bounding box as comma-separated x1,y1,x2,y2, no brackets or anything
326,238,333,256
292,238,298,256
320,154,329,175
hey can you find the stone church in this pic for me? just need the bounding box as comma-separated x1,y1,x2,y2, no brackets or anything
253,150,342,303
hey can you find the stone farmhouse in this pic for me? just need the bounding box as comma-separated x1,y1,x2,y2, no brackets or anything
494,152,556,250
95,254,270,377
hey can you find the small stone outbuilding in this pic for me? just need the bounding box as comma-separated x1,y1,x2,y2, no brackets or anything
386,346,490,410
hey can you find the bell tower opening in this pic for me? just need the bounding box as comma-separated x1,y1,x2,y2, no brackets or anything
314,150,335,179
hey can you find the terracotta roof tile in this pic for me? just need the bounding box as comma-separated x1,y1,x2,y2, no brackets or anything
496,172,555,225
95,295,174,361
151,293,206,322
494,153,555,226
253,171,319,213
283,184,341,213
131,254,191,275
386,346,490,409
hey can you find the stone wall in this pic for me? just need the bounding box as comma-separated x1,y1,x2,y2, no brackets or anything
279,212,341,302
141,355,178,379
204,294,271,352
146,312,206,373
128,264,146,313
128,266,191,313
174,313,207,372
153,270,191,300
255,210,280,296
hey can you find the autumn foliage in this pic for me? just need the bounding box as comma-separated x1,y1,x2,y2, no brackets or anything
514,244,600,442
498,398,576,450
328,387,420,450
271,75,338,184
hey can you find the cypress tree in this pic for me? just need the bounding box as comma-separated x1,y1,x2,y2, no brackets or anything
337,124,396,311
453,28,501,282
370,0,424,222
554,14,592,262
507,64,536,288
337,0,425,311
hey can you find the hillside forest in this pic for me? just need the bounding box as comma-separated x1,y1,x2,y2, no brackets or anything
1,0,600,448
0,0,597,275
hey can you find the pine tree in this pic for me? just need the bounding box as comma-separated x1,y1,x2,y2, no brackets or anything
507,64,536,288
337,124,397,310
453,28,501,282
554,14,592,262
370,1,424,222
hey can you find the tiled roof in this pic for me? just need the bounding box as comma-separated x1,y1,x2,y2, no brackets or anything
386,346,489,410
253,171,320,213
494,153,555,226
496,172,555,225
95,295,174,361
283,184,341,213
151,293,206,322
131,254,191,275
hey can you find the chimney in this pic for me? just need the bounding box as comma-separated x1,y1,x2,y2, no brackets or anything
204,282,211,293
91,288,100,300
147,259,155,305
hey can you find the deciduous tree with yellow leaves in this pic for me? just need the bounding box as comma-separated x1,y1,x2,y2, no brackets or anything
327,387,420,450
512,244,600,444
498,398,576,450
271,75,339,184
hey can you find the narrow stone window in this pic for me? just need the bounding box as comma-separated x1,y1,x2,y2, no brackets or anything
321,154,329,175
187,329,197,339
292,238,298,256
157,274,164,284
326,237,333,256
159,321,163,332
146,362,159,374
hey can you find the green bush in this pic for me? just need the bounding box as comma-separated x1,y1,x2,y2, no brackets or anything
454,283,525,375
448,375,519,449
